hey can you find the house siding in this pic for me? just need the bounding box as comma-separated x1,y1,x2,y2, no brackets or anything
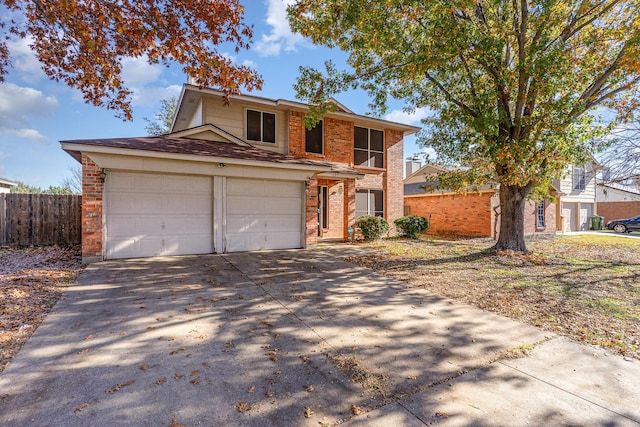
202,96,288,154
81,155,104,263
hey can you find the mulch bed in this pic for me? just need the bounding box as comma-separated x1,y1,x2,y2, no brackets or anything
0,246,82,372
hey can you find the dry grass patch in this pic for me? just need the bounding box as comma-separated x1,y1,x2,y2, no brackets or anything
0,246,82,372
345,235,640,359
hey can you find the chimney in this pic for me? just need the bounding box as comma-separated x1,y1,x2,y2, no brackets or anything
405,159,422,177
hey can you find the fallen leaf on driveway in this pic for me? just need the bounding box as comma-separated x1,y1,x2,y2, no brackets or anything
106,380,134,393
304,384,314,392
169,416,185,427
236,401,251,412
139,364,148,371
74,403,90,413
351,404,363,415
156,377,167,385
304,407,314,418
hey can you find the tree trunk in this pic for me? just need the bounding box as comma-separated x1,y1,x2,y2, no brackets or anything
492,184,531,252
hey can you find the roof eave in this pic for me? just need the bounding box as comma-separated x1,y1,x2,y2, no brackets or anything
60,142,334,173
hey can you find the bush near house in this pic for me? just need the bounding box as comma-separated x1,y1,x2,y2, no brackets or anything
394,215,430,238
355,215,389,240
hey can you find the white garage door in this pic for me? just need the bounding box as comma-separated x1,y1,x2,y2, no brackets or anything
105,172,212,259
226,178,303,252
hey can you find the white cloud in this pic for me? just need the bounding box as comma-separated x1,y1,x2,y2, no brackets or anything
242,59,258,69
130,84,183,107
384,107,431,126
255,0,307,57
121,56,163,87
1,128,50,144
6,37,46,83
0,83,58,127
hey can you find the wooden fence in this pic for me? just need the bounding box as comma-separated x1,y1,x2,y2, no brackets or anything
0,194,81,246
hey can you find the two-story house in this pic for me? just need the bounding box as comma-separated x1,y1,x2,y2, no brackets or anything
61,84,419,262
553,163,600,232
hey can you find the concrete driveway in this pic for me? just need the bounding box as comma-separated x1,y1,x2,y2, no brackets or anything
1,246,639,426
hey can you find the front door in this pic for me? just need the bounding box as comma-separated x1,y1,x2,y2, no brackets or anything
318,186,328,236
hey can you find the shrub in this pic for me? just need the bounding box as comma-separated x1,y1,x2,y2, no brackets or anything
355,215,390,240
394,215,429,238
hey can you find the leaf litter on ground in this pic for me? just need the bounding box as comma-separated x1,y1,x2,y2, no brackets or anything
346,235,640,360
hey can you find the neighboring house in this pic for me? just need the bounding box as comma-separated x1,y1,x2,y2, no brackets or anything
61,84,419,262
553,162,601,232
596,182,640,224
0,177,17,193
403,164,559,237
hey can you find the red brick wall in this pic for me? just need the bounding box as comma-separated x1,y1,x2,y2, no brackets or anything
305,177,318,247
81,155,103,261
522,199,557,235
404,192,494,237
597,202,640,224
318,179,345,239
344,179,356,239
385,129,404,233
288,113,354,164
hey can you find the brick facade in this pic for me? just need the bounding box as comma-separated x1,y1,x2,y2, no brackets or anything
384,129,404,233
597,201,640,224
405,192,495,237
305,177,319,247
405,190,557,238
81,155,103,262
290,111,406,243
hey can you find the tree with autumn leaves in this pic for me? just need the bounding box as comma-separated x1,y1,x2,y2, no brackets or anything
288,0,640,251
0,0,262,120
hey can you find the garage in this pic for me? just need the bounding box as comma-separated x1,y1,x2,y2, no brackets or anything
105,172,213,259
226,178,304,252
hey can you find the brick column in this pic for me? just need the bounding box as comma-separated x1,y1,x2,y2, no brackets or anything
343,179,356,241
305,177,318,247
81,155,104,263
385,130,404,234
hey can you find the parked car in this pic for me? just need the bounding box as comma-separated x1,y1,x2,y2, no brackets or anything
605,215,640,233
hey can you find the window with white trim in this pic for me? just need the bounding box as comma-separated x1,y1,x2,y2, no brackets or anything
305,120,323,154
246,109,276,143
356,189,384,217
354,127,384,168
537,200,546,229
573,167,586,190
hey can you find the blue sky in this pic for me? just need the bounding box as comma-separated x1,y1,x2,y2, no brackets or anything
0,0,428,189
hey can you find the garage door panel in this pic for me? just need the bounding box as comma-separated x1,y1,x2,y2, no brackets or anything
226,216,264,233
162,215,211,235
264,232,301,249
225,178,303,252
161,195,211,214
264,198,301,214
264,215,301,232
106,172,212,259
136,174,162,191
227,178,266,195
263,181,300,196
109,173,135,190
226,196,265,214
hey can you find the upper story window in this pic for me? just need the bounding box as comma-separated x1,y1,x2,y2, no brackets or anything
537,200,546,229
247,109,275,144
356,189,384,217
354,127,384,168
305,120,323,154
573,166,586,190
